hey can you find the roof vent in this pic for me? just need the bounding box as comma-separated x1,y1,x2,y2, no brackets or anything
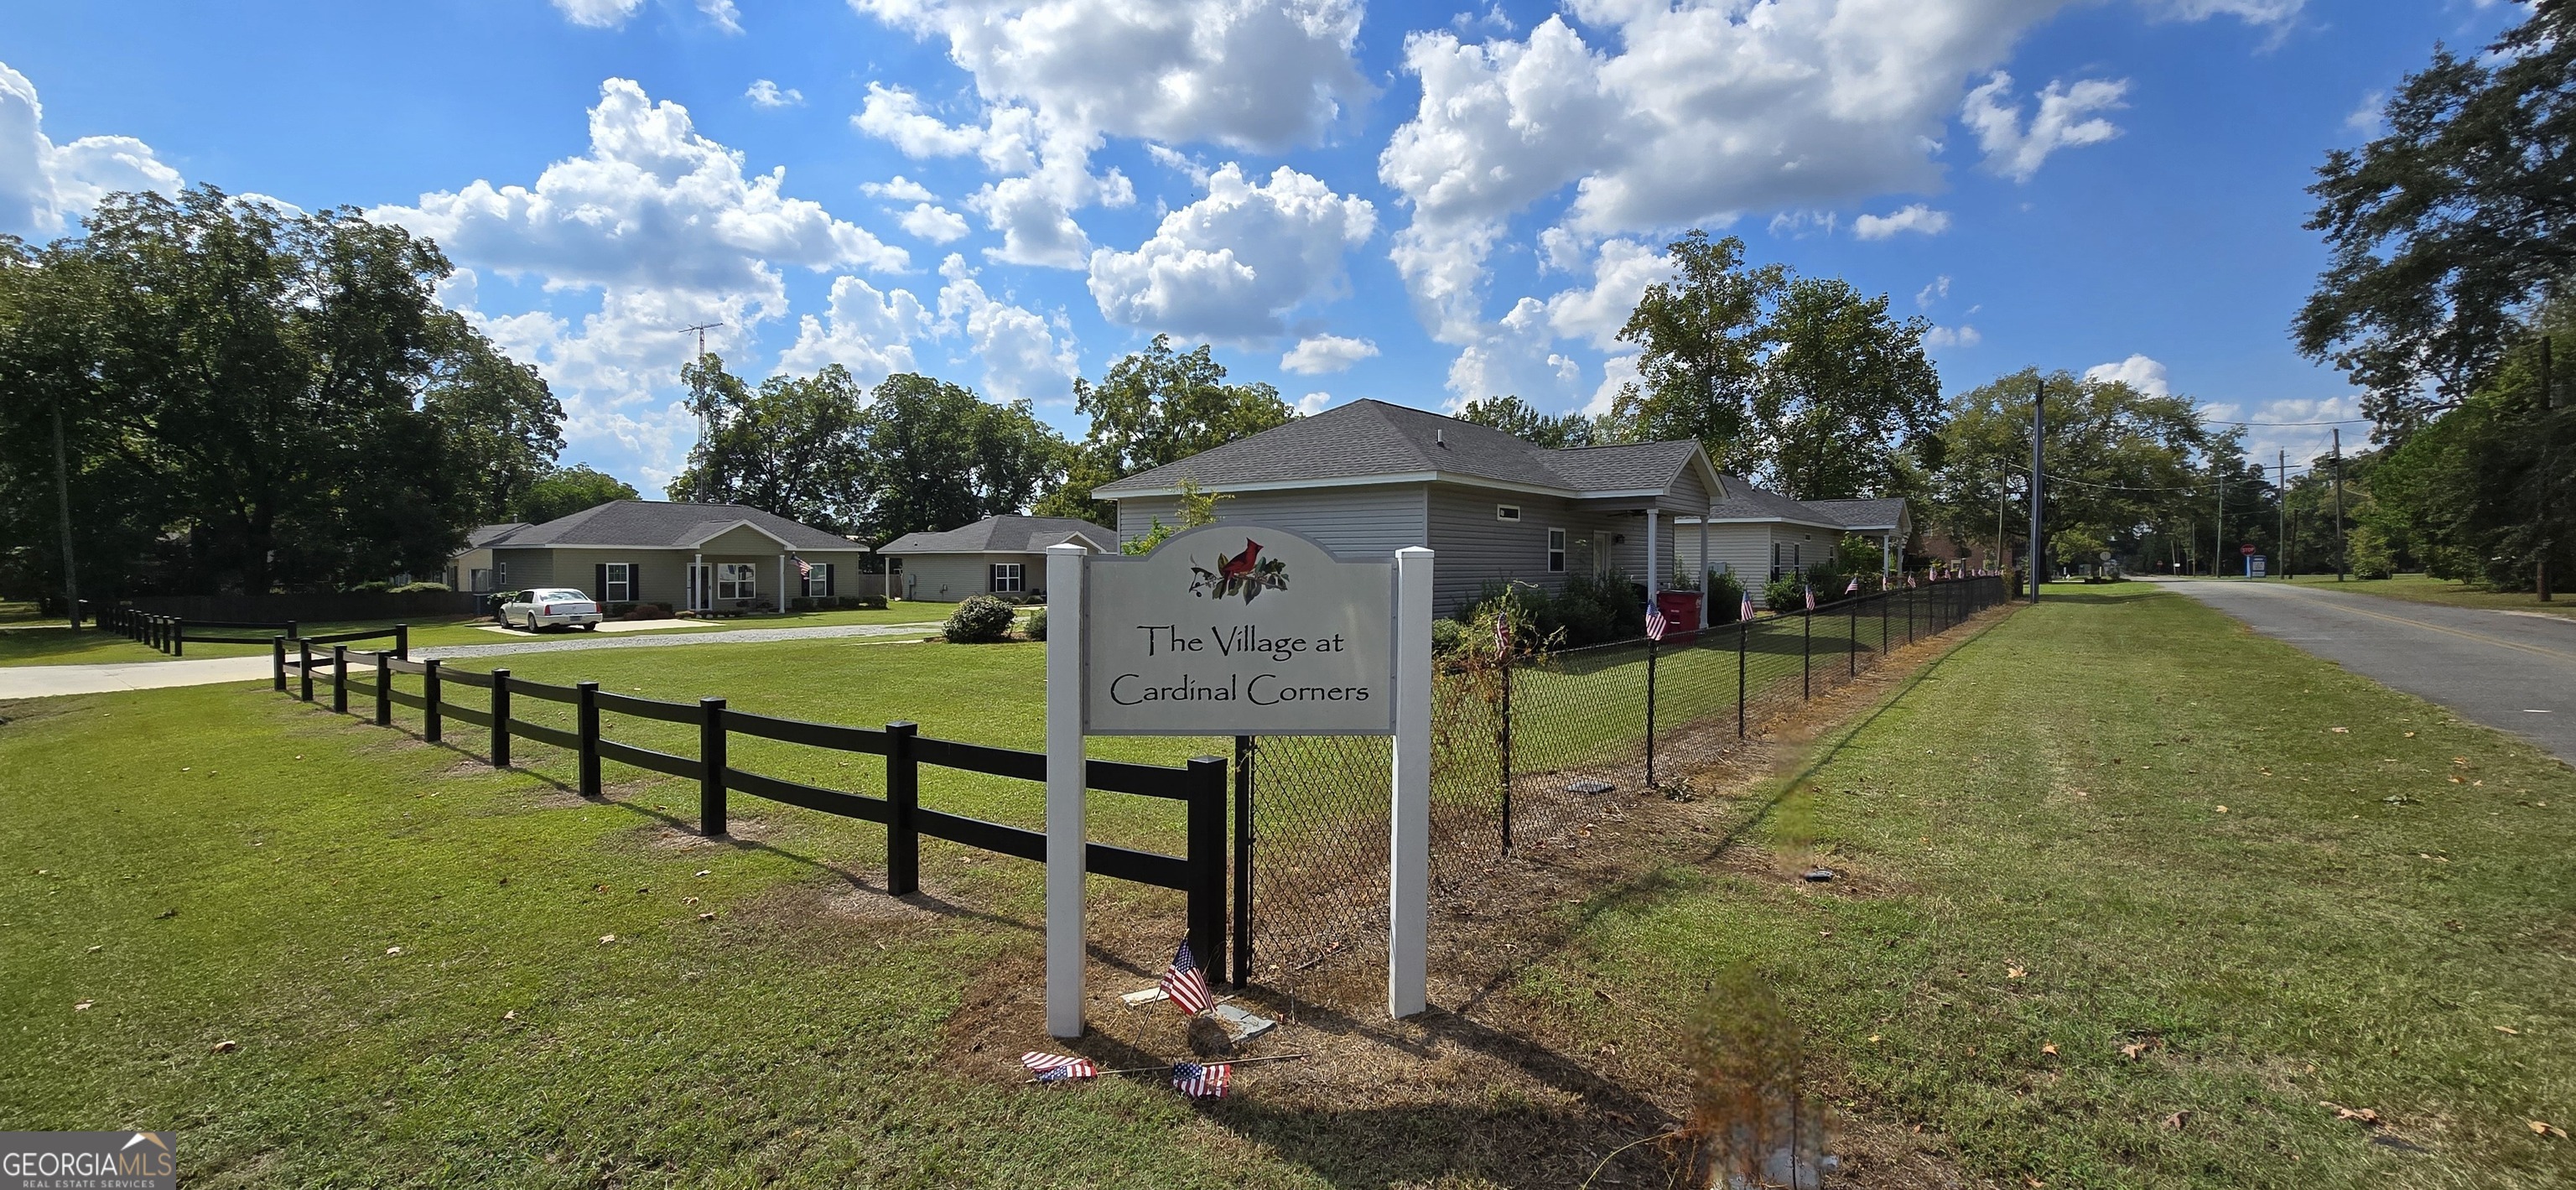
1436,429,1446,448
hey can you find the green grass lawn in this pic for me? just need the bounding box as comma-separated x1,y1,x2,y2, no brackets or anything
1518,581,2576,1187
8,584,2572,1187
2277,572,2576,618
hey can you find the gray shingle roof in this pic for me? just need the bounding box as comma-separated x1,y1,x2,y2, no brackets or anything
468,522,532,548
497,501,863,552
880,515,1115,554
1703,476,1852,528
1805,498,1909,531
1091,399,1704,498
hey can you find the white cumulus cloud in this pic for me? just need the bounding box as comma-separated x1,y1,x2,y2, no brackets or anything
553,0,644,29
777,275,933,382
1924,324,1981,348
937,253,1081,402
897,203,972,243
1962,71,2129,183
746,80,803,108
1540,237,1671,350
862,175,939,202
699,0,745,34
0,61,183,239
1281,335,1378,374
1086,163,1374,340
1854,204,1952,240
2085,353,2170,398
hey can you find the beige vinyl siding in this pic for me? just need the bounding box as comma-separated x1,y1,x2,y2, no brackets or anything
1114,484,1430,558
1675,523,1775,602
896,553,1046,601
1425,486,1637,612
491,547,865,611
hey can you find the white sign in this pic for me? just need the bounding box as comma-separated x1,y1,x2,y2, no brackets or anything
1081,526,1394,735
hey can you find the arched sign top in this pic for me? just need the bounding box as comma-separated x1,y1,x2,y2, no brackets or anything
1080,524,1395,736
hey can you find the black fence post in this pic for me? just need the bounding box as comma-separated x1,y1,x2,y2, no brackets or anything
396,623,410,661
331,646,348,714
1801,607,1813,699
1498,645,1514,853
490,668,512,768
1848,597,1858,677
699,697,727,836
1645,637,1659,787
1908,585,1916,645
373,651,392,725
423,659,443,744
284,621,299,647
171,616,183,657
299,638,314,702
272,636,287,693
1736,619,1748,738
886,720,918,894
1186,755,1228,990
576,681,601,798
1233,734,1254,989
1880,590,1889,663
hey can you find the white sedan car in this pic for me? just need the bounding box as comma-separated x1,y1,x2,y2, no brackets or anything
500,588,602,631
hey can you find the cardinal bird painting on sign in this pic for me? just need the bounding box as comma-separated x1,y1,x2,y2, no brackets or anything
1189,538,1291,603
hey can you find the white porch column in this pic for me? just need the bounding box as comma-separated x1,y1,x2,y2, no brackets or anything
692,551,703,611
778,553,787,611
1696,515,1710,627
1644,510,1659,598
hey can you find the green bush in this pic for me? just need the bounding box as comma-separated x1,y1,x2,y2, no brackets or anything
390,580,452,594
1430,618,1466,657
1026,607,1048,641
2348,524,2397,579
1762,575,1808,614
854,595,888,610
1706,569,1746,622
944,595,1017,643
1457,572,1641,647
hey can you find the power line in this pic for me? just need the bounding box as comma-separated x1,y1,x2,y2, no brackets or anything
2196,415,2370,426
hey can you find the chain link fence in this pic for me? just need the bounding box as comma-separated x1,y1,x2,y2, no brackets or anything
1240,576,2007,981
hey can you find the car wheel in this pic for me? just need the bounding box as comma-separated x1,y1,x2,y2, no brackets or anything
582,623,599,631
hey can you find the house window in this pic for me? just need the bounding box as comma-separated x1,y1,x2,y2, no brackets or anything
718,563,756,600
991,563,1025,593
469,568,492,593
802,563,833,597
602,563,634,602
1547,528,1567,574
1497,504,1522,522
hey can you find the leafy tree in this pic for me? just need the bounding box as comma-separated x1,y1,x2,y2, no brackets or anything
667,357,868,530
2370,331,2571,590
1611,231,1783,477
1925,369,2218,572
1454,395,1597,449
854,373,1068,543
425,313,564,525
1041,335,1290,522
0,185,541,595
1121,480,1228,555
2296,2,2576,429
1607,231,1938,497
518,465,639,525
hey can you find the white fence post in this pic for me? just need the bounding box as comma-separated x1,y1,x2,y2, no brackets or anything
1389,546,1433,1018
1045,542,1088,1038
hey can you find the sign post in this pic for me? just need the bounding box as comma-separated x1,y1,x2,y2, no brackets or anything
1046,527,1413,1038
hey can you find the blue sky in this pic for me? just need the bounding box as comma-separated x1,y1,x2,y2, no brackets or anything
0,1,2523,491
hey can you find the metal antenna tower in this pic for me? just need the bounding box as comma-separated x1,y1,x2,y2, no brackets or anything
680,322,724,503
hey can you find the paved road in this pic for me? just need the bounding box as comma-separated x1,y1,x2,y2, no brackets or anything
0,621,943,699
2159,579,2576,765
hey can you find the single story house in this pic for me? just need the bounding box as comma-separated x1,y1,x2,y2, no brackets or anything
1091,399,1914,612
444,522,530,594
880,514,1115,602
460,500,870,613
1674,494,1915,593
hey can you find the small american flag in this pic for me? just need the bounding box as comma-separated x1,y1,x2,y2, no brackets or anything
1021,1052,1097,1083
1906,574,1918,589
1845,577,1859,595
792,553,813,578
1740,591,1756,622
1644,602,1667,642
1494,611,1511,657
1803,585,1816,611
1161,939,1213,1015
1171,1060,1231,1099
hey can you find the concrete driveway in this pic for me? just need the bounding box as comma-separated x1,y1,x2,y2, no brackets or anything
2160,579,2576,765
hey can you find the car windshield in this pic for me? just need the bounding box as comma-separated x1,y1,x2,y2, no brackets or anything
537,590,589,601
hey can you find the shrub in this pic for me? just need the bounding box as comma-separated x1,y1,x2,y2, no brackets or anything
1026,607,1048,641
614,602,672,621
390,580,452,594
944,595,1016,642
854,595,888,610
2348,524,2397,579
1706,569,1745,622
1430,618,1466,657
1762,575,1807,614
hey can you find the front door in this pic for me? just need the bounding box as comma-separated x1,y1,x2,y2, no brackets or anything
687,564,708,611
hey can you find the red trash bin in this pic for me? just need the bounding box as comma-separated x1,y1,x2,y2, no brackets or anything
1654,590,1702,633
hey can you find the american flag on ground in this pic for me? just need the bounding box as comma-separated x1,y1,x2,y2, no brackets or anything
1171,1060,1232,1099
1161,940,1213,1015
791,553,812,578
1021,1052,1098,1083
1644,602,1667,642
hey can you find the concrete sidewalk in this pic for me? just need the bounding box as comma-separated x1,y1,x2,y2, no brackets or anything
0,620,946,699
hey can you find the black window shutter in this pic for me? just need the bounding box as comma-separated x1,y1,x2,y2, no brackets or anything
595,563,607,602
630,562,641,603
824,564,834,597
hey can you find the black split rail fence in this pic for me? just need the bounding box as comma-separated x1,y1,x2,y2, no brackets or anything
272,638,1233,982
99,603,412,662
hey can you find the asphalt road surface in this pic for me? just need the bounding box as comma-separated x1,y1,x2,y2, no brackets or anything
2159,579,2576,766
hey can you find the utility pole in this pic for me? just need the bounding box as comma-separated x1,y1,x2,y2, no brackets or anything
50,398,81,630
2277,449,2288,579
2215,455,2225,577
2029,376,2046,602
680,321,724,504
2331,427,2347,581
2539,335,2554,602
